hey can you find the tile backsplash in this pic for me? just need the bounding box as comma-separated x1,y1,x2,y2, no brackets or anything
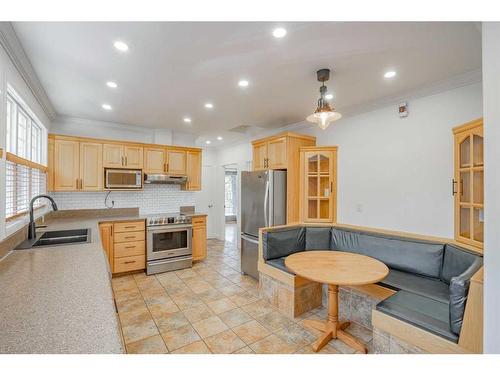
49,184,197,214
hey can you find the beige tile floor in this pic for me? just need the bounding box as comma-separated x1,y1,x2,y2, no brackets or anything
112,234,374,354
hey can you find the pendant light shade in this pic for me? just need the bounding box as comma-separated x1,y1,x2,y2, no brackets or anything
306,69,342,130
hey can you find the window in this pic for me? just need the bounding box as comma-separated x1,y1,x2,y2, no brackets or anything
5,87,48,219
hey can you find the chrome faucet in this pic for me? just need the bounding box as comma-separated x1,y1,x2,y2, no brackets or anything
28,195,58,239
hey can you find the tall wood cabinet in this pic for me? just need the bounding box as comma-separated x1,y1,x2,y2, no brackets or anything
453,119,484,250
299,146,338,223
251,132,316,223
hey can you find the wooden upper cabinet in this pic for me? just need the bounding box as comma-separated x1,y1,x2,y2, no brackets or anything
182,150,202,191
453,119,484,250
166,148,186,174
252,141,268,170
80,142,103,191
144,147,166,173
48,137,55,191
103,143,124,168
54,139,79,191
267,137,287,169
124,146,143,169
103,144,143,169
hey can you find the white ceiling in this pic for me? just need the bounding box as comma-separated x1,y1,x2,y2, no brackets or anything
13,22,481,141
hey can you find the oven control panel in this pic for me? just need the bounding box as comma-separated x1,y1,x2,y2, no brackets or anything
147,215,192,227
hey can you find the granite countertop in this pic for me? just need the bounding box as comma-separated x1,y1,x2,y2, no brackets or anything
0,213,141,354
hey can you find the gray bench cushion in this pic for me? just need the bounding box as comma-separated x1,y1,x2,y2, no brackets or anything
379,269,450,304
305,227,331,250
262,227,305,261
265,257,294,274
376,290,458,343
441,244,482,283
331,228,444,278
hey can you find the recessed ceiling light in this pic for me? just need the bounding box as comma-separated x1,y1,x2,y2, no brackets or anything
206,140,211,144
102,104,112,111
238,80,249,88
325,93,333,100
217,136,223,140
113,41,129,52
384,71,396,79
106,81,118,88
272,27,287,38
204,103,214,109
183,117,192,123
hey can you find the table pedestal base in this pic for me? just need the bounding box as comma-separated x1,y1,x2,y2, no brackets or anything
303,284,367,353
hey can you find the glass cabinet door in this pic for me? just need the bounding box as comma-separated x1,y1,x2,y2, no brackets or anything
454,123,484,248
303,150,336,222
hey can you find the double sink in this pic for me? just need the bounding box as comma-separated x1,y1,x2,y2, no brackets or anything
16,228,91,250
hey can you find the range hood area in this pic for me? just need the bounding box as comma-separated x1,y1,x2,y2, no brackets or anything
144,174,188,184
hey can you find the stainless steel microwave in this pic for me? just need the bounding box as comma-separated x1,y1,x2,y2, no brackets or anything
105,169,143,189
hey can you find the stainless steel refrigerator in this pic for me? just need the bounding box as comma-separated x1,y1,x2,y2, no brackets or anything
240,170,287,279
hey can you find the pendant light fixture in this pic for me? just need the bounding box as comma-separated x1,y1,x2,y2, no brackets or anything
306,68,342,130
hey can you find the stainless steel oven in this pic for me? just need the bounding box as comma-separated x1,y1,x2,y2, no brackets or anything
105,168,143,189
146,215,193,275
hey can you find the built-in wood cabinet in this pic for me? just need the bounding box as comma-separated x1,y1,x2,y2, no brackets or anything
103,144,143,169
299,146,337,223
192,215,207,261
251,132,316,223
48,134,203,191
453,119,484,250
166,148,186,174
99,220,146,274
182,150,202,191
54,139,102,191
144,147,166,173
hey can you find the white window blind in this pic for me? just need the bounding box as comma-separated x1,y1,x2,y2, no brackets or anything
4,86,48,219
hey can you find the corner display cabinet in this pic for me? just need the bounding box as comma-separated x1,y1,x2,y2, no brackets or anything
453,118,484,250
299,146,338,223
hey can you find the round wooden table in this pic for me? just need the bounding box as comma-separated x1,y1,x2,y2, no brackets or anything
285,251,389,353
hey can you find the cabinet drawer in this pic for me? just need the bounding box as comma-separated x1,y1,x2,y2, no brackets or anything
114,230,145,243
114,241,145,258
114,255,145,273
114,221,145,233
192,217,206,226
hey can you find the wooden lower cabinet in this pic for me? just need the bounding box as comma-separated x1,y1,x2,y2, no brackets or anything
99,220,146,274
192,215,207,261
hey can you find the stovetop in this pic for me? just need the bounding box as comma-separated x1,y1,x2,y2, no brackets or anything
146,214,192,226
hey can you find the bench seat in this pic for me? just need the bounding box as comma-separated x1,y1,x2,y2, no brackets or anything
265,257,293,274
378,269,450,304
376,290,458,343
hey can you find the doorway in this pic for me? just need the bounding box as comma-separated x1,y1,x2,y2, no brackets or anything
224,165,238,245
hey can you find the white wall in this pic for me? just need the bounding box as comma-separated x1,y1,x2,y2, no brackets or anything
482,22,500,354
209,82,483,241
0,42,52,240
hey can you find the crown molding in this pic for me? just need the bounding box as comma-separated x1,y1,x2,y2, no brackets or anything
0,22,56,120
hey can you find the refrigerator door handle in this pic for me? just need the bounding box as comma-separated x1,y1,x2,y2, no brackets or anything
241,234,259,244
264,178,269,228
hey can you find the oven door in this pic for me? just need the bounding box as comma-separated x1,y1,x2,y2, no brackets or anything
147,225,192,261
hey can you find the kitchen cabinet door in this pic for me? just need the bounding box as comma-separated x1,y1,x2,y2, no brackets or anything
192,217,207,261
124,146,143,169
54,139,79,191
144,147,166,173
252,141,267,171
267,137,287,169
166,148,186,174
80,142,103,191
103,144,124,168
183,150,201,191
99,223,114,272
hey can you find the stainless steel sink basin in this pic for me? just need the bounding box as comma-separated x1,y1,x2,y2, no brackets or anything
16,228,91,249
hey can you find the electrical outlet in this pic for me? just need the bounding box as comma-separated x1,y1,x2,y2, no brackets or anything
356,203,363,213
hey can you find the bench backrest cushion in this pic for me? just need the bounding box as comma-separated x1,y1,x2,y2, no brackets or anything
305,227,332,251
331,228,445,278
441,244,482,283
262,227,305,261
